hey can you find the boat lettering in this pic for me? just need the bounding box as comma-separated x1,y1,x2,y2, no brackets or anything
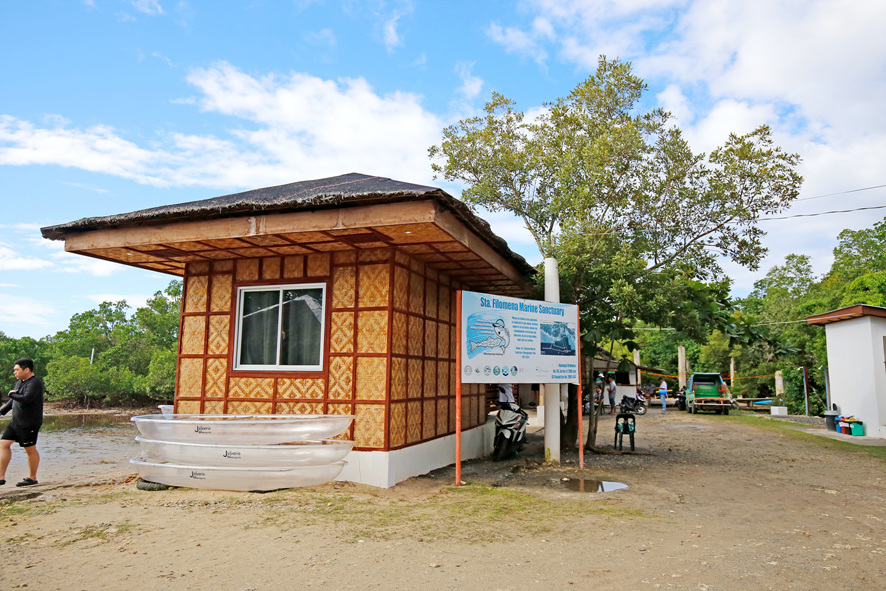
222,450,241,459
189,470,206,480
195,425,212,434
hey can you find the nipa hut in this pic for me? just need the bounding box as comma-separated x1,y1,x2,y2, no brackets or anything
41,173,536,486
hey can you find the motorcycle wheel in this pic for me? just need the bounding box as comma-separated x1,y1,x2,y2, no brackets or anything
635,404,647,415
492,433,509,461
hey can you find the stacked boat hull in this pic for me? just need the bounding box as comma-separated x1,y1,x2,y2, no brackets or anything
130,414,354,492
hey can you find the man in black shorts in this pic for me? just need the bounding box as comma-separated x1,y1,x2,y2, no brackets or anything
0,358,44,487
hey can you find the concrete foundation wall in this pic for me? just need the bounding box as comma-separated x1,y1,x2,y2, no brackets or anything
337,420,495,488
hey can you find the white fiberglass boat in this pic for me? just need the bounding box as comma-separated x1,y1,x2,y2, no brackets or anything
130,457,347,492
130,414,354,444
135,437,353,467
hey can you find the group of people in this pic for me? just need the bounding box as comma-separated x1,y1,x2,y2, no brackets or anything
0,358,44,487
594,373,671,412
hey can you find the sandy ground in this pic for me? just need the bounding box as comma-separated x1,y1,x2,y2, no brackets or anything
1,408,884,591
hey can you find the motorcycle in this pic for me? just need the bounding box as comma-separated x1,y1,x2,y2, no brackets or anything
619,392,648,415
675,386,687,411
492,403,529,461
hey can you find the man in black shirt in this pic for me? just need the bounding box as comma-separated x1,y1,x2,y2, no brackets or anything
0,358,44,487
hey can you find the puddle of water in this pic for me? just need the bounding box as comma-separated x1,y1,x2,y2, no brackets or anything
0,413,141,482
0,413,136,432
41,414,135,432
562,478,628,493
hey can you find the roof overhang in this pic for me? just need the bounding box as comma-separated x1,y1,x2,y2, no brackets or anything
806,304,886,326
43,188,535,297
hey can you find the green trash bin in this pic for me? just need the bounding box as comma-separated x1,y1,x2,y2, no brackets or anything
850,422,864,436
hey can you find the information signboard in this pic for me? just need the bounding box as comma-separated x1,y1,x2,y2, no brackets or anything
459,290,579,384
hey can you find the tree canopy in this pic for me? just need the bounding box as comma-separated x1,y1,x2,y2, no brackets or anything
431,56,803,448
1,280,181,406
430,56,802,351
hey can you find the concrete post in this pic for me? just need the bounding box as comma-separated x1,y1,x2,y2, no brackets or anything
633,349,642,385
542,257,561,465
775,371,785,396
730,357,736,388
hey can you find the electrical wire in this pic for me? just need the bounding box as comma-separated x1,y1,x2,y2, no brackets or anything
760,204,886,221
794,183,886,202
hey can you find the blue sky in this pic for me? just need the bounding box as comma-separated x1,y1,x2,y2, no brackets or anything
2,0,885,339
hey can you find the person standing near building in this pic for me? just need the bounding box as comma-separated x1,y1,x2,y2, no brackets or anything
659,378,668,412
606,376,617,415
0,358,44,487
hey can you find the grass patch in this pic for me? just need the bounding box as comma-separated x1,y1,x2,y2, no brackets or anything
722,414,886,460
252,482,650,543
56,520,138,547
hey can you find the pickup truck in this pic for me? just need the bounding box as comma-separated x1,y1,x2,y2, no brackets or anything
681,373,737,415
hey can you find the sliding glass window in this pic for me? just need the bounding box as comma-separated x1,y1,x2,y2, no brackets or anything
234,284,326,371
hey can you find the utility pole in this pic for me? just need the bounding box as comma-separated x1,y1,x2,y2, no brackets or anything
542,257,561,464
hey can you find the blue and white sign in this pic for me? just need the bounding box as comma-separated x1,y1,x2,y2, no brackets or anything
460,291,579,384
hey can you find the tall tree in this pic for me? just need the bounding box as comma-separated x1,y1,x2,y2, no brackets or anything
431,56,803,450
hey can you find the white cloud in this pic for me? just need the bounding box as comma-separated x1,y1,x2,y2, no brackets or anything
656,84,692,125
305,28,336,47
381,3,413,53
131,0,164,15
0,63,445,190
0,244,53,271
0,293,56,330
682,99,777,153
455,62,483,100
0,115,161,184
484,0,886,292
152,52,177,67
486,22,548,65
58,181,111,194
48,247,123,277
0,223,45,232
82,293,151,309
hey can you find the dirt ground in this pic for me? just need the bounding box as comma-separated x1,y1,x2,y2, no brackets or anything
1,408,884,591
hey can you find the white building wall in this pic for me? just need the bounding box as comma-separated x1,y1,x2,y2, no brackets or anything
825,316,886,437
337,421,494,488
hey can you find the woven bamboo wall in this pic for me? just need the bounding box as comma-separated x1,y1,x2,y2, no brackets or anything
174,247,489,451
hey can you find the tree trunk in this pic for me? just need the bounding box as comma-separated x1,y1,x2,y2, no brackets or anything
584,396,603,451
561,383,579,450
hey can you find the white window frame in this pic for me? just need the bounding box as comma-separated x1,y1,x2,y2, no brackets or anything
233,282,327,372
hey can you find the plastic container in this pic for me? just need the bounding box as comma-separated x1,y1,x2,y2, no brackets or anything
840,424,850,435
135,437,353,467
158,405,174,415
824,410,839,431
850,422,864,436
131,414,354,444
130,457,346,491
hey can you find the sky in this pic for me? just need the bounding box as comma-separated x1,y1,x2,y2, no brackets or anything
1,0,885,340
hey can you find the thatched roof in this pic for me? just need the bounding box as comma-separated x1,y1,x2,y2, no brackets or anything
41,172,536,277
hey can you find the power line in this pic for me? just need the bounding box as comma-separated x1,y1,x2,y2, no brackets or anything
760,204,886,221
795,183,886,202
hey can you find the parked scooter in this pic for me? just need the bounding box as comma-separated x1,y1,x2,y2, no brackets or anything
493,402,529,460
675,386,687,411
619,392,648,415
